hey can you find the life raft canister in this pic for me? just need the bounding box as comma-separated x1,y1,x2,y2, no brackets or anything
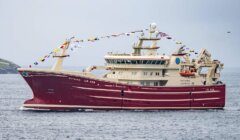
179,70,195,77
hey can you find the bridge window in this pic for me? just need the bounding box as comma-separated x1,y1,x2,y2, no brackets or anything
146,60,151,64
105,59,166,65
151,60,157,64
131,60,137,64
161,61,166,65
126,60,131,64
142,60,148,64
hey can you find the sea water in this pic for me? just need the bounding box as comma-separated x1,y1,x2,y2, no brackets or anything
0,68,240,140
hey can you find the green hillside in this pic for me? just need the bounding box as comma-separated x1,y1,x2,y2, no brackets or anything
0,58,20,74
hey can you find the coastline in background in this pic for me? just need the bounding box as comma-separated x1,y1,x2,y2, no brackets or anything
0,58,20,74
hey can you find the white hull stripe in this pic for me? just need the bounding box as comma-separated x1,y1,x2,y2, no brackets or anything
23,104,223,110
194,97,221,101
73,86,220,94
90,96,190,102
192,91,220,94
73,86,120,93
90,96,221,102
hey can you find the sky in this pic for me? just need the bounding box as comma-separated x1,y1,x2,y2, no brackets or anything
0,0,240,68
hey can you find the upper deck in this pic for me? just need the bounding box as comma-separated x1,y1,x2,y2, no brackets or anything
48,23,224,86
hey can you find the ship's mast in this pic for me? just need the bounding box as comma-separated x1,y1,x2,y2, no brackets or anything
51,38,73,71
133,23,160,56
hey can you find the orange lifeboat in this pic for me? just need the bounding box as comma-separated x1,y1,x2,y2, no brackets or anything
179,70,195,77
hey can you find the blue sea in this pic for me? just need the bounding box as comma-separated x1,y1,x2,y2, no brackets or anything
0,68,240,140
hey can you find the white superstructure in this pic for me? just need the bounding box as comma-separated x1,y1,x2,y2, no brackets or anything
54,23,224,87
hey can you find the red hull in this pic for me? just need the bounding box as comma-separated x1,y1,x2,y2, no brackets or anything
18,70,225,111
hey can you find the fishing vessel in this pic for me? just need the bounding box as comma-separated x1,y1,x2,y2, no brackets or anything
18,23,225,111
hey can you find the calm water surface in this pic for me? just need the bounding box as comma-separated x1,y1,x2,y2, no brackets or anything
0,68,240,140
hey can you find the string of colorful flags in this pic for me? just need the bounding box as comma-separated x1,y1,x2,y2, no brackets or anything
183,47,198,56
29,28,196,67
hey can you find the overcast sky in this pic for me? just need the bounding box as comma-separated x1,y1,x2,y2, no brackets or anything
0,0,240,68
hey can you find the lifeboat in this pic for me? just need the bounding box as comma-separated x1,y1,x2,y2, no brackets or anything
179,70,195,77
